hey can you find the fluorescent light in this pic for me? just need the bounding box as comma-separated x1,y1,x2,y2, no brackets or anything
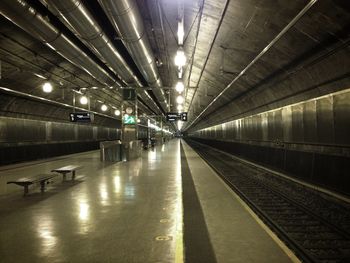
174,49,186,67
114,109,121,116
42,82,53,93
175,82,184,93
34,73,47,79
92,86,98,90
176,95,184,104
177,26,184,45
80,96,88,105
101,104,108,111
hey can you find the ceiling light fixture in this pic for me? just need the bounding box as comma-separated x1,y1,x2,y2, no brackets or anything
177,104,183,111
175,82,184,93
177,26,184,45
80,96,88,105
42,82,53,93
114,109,121,116
176,95,184,104
34,73,47,79
174,49,186,67
101,104,108,111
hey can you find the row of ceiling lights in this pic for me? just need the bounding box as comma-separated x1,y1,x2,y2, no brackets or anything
41,81,122,116
41,1,187,117
174,4,186,113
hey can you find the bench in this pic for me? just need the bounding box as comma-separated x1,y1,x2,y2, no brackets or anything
51,165,82,181
7,173,58,195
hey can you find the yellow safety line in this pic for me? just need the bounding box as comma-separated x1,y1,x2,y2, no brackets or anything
175,140,184,263
183,140,301,263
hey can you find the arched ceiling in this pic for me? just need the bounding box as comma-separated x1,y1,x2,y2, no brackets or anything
0,0,349,131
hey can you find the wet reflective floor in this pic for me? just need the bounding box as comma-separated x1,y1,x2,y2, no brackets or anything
0,139,297,263
0,140,182,263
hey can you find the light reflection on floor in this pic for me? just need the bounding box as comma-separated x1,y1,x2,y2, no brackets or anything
35,213,58,258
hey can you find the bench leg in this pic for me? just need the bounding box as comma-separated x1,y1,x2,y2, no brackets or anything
40,181,46,193
62,172,67,181
24,185,29,196
72,171,76,181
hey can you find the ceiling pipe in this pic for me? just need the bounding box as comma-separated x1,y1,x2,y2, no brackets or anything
98,0,169,113
0,0,159,116
0,0,119,89
46,0,163,115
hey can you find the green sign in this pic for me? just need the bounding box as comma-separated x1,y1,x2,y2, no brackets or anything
123,115,136,125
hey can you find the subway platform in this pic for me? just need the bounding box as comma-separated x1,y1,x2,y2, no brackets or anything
0,139,298,263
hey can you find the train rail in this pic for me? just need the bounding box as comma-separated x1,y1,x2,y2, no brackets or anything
186,139,350,263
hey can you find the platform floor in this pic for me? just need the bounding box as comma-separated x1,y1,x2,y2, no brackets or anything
0,139,297,262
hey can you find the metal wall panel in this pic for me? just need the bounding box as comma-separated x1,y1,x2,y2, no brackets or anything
3,118,46,142
222,123,226,139
261,113,268,141
93,126,98,140
274,109,283,141
282,106,292,142
333,92,350,145
78,125,93,140
291,104,304,142
237,119,242,140
254,114,262,140
267,111,275,141
192,90,350,148
303,100,317,143
0,116,120,146
316,96,335,144
0,118,6,142
232,120,238,139
51,122,75,141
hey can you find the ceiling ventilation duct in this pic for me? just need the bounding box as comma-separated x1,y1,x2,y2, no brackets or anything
0,0,118,88
98,0,169,112
46,0,163,115
0,0,161,115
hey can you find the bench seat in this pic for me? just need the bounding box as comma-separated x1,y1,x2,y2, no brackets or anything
51,165,82,180
7,173,58,195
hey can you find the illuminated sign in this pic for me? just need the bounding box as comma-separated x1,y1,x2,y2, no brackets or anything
123,115,136,125
166,112,188,122
180,112,187,121
69,112,93,122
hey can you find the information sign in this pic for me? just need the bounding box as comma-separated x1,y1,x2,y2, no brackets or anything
123,89,136,101
69,112,93,122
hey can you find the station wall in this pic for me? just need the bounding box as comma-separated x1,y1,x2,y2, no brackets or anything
188,89,350,195
0,116,121,165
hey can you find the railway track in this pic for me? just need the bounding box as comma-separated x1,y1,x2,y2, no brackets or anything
186,139,350,263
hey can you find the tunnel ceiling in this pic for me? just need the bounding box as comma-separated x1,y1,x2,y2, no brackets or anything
0,0,349,129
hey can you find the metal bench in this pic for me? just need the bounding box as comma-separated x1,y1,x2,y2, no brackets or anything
7,173,58,195
51,165,82,181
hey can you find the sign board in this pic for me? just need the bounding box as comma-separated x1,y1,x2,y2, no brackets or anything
123,115,136,125
166,112,188,122
123,89,136,101
166,112,180,122
69,112,93,123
